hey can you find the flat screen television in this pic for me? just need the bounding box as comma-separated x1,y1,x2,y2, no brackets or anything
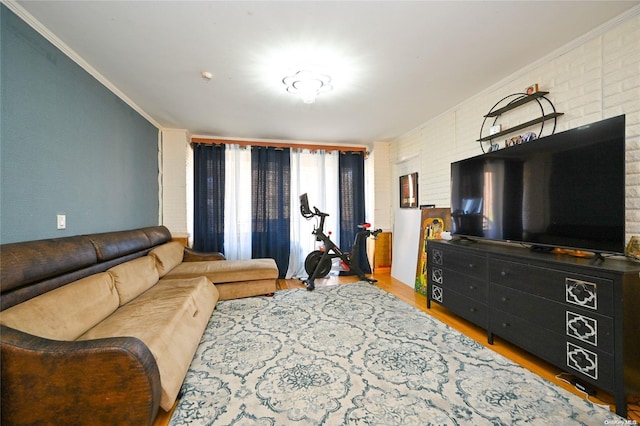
450,115,626,255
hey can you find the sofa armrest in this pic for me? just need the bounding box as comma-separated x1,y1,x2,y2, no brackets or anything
1,325,161,426
183,247,226,262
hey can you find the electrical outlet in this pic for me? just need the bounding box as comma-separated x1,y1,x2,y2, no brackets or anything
57,214,66,230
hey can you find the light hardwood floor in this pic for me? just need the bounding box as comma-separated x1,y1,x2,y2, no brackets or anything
154,270,639,424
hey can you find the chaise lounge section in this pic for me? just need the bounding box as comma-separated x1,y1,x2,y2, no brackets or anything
149,240,279,300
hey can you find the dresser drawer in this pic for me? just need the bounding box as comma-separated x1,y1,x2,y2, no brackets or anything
489,259,613,316
490,310,615,391
430,246,487,279
430,284,488,328
429,265,487,301
489,284,614,353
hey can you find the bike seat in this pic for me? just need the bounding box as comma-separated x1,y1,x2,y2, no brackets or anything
358,223,371,229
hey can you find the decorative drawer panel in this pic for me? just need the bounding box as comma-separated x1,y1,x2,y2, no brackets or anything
489,310,614,391
432,288,488,329
566,342,599,380
432,267,488,301
430,248,444,266
431,284,443,303
430,267,443,285
489,284,613,353
488,259,613,316
565,278,598,310
566,311,599,347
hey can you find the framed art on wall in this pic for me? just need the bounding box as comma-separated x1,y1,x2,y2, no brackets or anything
399,172,418,208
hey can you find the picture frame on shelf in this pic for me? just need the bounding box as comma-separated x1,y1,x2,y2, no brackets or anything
525,83,539,95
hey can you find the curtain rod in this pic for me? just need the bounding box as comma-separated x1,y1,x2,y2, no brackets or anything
191,137,367,154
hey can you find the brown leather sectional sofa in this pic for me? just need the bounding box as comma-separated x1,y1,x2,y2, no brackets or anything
0,226,278,425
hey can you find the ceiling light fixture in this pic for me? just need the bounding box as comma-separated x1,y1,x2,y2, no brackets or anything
282,70,333,104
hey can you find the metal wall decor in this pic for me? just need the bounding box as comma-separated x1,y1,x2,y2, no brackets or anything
478,91,563,153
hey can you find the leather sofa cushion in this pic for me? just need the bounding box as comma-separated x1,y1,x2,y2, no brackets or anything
109,256,159,306
89,229,151,262
163,258,278,283
0,272,119,341
79,276,218,411
0,236,97,293
148,242,184,277
141,226,172,246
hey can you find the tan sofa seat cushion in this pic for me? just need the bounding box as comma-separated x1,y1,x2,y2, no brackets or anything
148,242,185,277
0,272,119,341
108,256,159,306
164,258,278,283
78,276,218,411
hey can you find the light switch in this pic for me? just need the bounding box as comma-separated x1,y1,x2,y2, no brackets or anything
57,214,66,230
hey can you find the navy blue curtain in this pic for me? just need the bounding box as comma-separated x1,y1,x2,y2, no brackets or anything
339,151,371,274
193,143,225,252
251,147,290,278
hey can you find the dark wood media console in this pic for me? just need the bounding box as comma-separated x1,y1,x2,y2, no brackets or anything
426,239,640,418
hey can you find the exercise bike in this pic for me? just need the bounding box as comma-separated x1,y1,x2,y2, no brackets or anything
299,193,382,291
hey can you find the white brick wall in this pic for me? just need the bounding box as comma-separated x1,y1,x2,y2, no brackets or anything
160,129,191,238
387,12,640,247
370,141,392,230
605,15,640,238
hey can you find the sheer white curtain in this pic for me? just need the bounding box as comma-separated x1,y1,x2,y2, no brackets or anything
286,149,339,278
224,144,252,260
221,144,340,273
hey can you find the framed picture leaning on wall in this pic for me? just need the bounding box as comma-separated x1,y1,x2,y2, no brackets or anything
415,207,451,295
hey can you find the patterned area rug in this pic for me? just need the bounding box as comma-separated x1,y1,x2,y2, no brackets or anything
170,282,621,425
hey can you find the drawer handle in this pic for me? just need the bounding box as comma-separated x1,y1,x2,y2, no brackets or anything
469,307,477,313
501,322,510,328
469,285,476,290
501,297,508,302
501,271,507,277
469,263,475,269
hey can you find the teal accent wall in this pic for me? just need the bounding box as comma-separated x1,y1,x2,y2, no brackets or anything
0,5,159,244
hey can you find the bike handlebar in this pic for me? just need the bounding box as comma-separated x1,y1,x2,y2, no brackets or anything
358,227,382,236
301,195,380,237
314,207,330,217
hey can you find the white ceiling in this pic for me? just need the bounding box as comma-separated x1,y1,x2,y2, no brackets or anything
11,1,640,146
